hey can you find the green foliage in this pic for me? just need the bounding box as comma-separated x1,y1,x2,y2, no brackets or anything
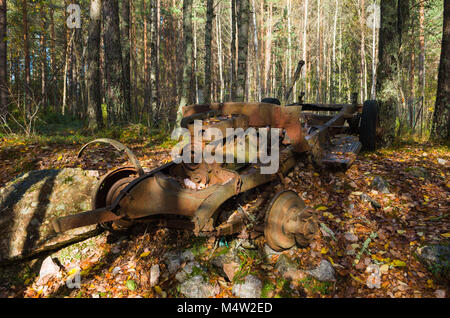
299,276,333,295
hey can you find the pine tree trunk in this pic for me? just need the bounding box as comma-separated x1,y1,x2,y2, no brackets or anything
264,1,273,97
0,0,7,119
143,0,150,121
418,1,425,106
231,0,237,100
23,0,30,106
121,0,131,122
87,0,103,129
302,0,308,98
360,0,367,103
236,0,249,102
39,5,47,110
50,7,58,107
151,0,160,122
103,0,125,125
176,0,193,125
430,0,450,141
251,0,261,101
204,0,214,104
376,0,408,147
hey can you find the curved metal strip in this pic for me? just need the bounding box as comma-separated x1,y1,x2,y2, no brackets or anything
77,138,144,176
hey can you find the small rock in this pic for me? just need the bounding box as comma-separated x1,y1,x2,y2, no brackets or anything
38,256,61,285
150,265,160,287
164,250,195,274
305,260,336,282
435,289,446,298
179,275,218,298
406,167,430,179
275,254,298,275
175,261,200,283
371,176,390,194
232,275,262,298
416,245,450,281
111,267,121,276
211,248,240,273
263,244,282,261
437,158,447,165
344,232,358,242
111,246,121,254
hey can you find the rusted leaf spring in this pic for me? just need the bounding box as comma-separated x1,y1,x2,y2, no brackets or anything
78,138,145,176
182,102,310,153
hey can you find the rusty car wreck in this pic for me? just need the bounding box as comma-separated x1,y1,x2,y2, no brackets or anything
52,90,378,252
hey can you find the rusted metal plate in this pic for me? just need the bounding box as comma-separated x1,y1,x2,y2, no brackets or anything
182,102,310,153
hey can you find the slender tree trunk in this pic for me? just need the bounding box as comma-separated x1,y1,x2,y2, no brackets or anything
23,0,30,105
236,0,250,101
216,3,225,102
152,0,160,122
418,1,425,106
176,0,193,125
87,0,103,129
0,0,7,119
193,17,199,103
50,7,58,107
39,6,47,110
143,0,150,120
302,0,309,98
316,0,321,102
287,0,292,101
331,0,338,103
430,0,450,141
231,0,237,100
371,0,378,99
121,0,131,122
264,1,273,97
103,0,125,124
360,0,368,103
204,0,214,104
131,0,138,121
251,0,261,101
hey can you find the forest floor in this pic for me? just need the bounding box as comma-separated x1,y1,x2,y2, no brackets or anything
0,127,448,298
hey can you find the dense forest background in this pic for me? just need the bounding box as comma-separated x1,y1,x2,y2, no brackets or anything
0,0,448,142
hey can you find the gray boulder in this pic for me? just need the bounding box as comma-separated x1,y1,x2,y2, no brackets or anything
371,176,390,194
232,275,262,298
305,260,336,282
416,245,450,282
0,168,101,264
179,275,219,298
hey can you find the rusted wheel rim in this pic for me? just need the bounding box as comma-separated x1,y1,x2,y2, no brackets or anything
92,166,139,231
264,190,318,251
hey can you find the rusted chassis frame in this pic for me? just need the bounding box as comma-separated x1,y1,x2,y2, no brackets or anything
53,102,312,235
53,101,359,237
